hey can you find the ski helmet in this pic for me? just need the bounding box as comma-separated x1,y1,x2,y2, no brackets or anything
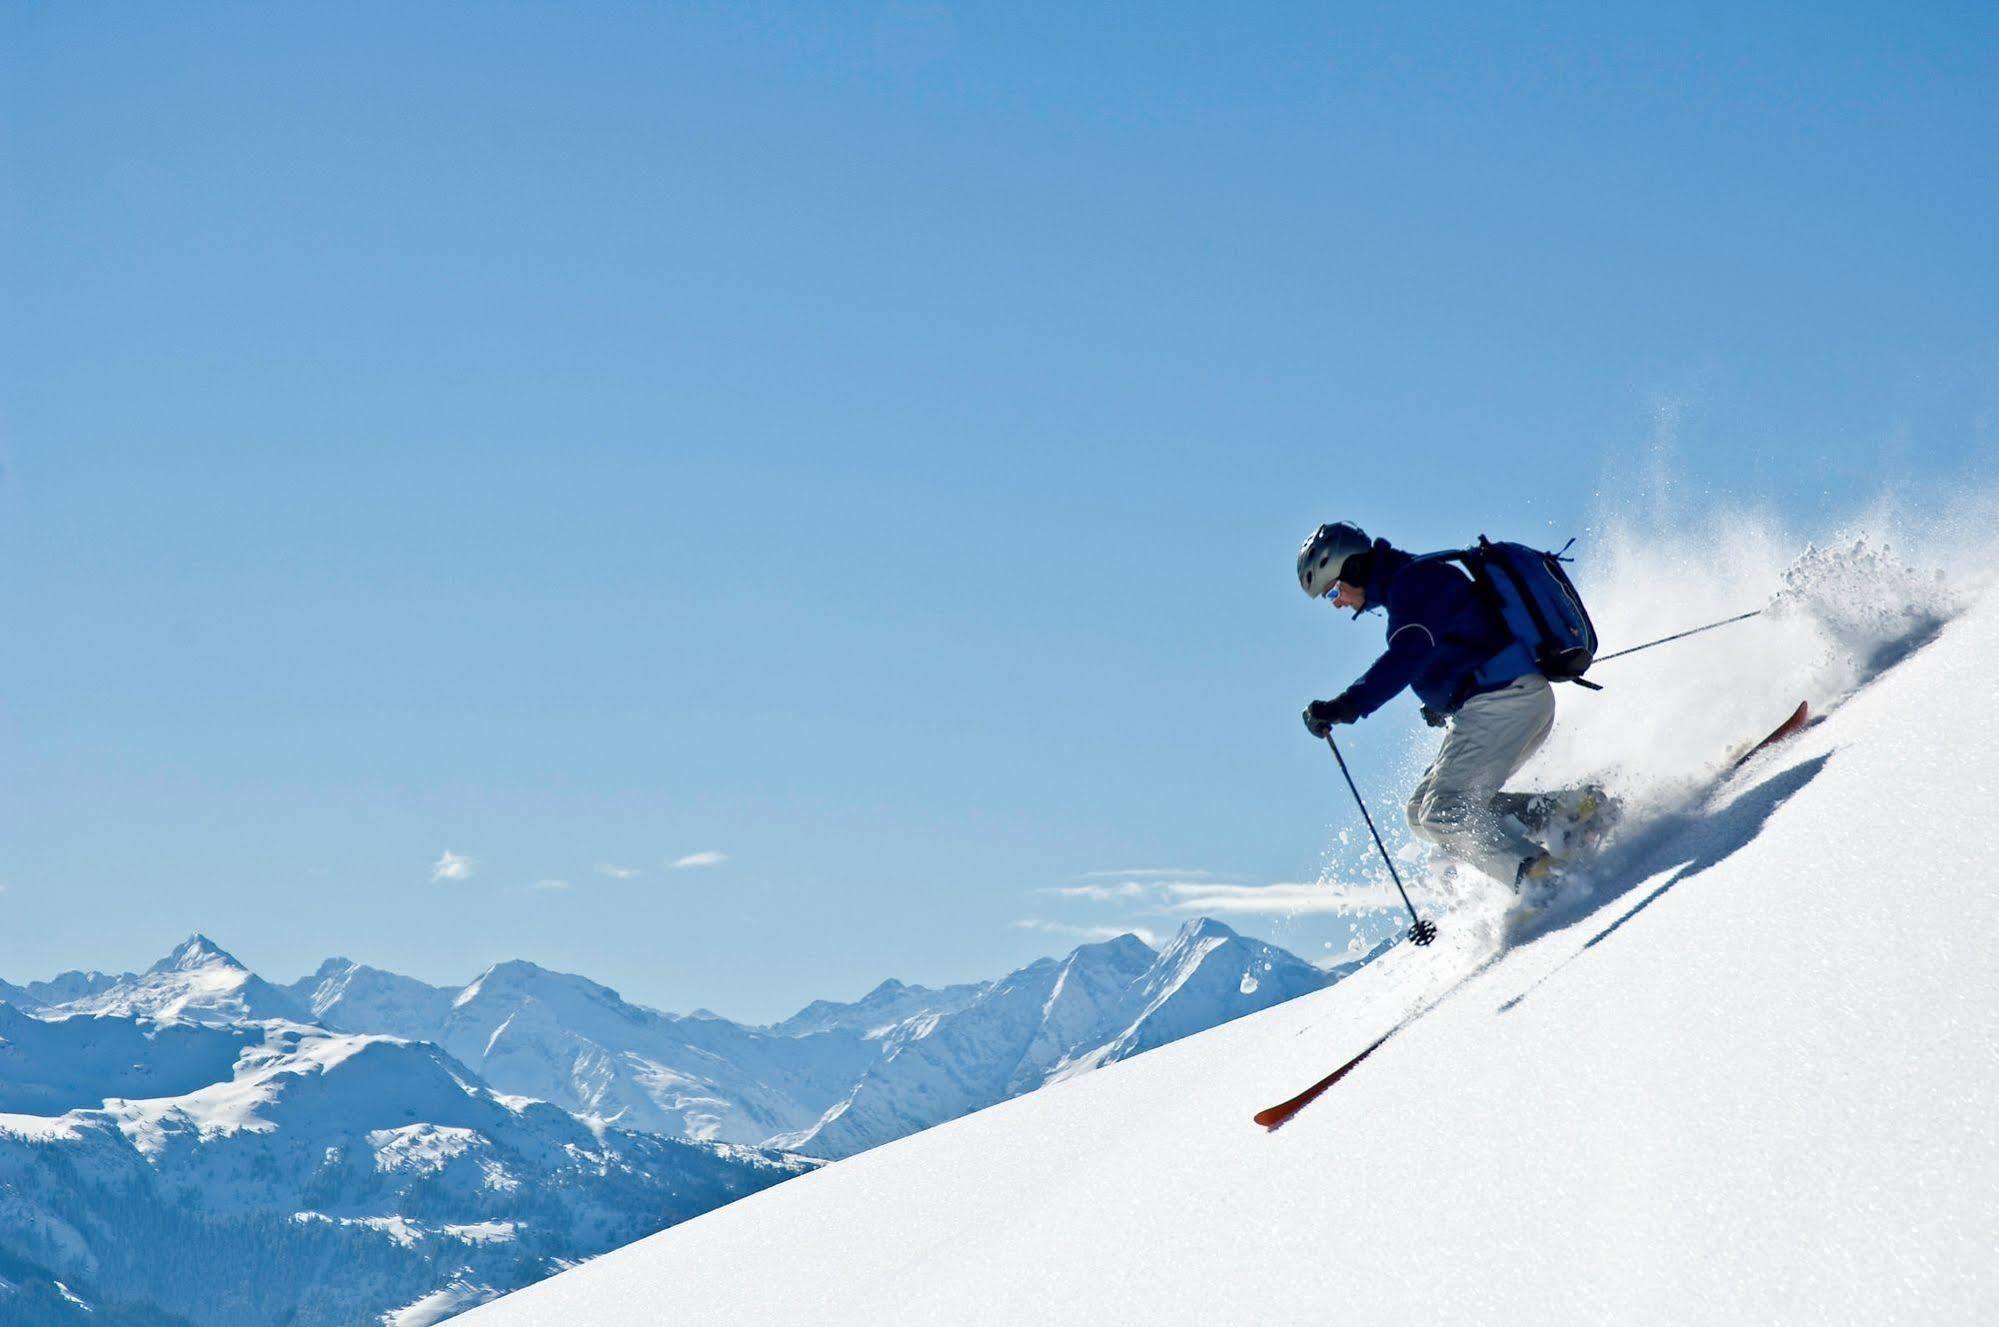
1297,522,1371,598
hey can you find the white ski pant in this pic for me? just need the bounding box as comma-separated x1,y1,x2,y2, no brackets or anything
1406,674,1556,886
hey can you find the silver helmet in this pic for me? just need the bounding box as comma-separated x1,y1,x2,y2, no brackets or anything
1296,522,1370,598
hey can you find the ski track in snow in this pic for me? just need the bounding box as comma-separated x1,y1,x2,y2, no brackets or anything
459,581,1999,1326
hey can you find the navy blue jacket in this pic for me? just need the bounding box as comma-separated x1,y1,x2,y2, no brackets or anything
1332,541,1524,717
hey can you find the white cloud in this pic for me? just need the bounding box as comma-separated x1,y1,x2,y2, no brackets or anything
1012,917,1160,948
671,851,728,869
1035,870,1412,923
1049,868,1237,903
1040,882,1150,901
430,851,476,882
531,879,572,892
1157,880,1412,918
1034,862,1413,941
594,863,640,880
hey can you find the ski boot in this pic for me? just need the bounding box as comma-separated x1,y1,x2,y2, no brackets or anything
1513,850,1562,910
1546,784,1620,859
1496,849,1560,937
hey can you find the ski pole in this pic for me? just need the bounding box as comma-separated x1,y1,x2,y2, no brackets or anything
1594,609,1762,664
1325,733,1437,947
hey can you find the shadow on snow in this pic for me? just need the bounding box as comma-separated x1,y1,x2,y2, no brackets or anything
1495,750,1833,1014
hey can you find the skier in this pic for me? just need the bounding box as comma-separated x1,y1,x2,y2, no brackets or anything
1296,522,1606,900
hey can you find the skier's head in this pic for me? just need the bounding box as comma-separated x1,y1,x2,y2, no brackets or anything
1297,522,1373,607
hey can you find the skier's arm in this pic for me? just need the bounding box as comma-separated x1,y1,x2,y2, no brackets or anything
1334,623,1434,718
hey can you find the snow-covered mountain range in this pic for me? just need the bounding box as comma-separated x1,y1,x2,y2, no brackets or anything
0,919,1348,1325
279,917,1347,1161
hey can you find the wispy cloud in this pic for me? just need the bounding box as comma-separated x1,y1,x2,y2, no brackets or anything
1039,881,1150,901
430,851,476,882
1012,917,1160,947
1037,867,1409,922
1051,867,1236,902
671,851,728,869
1156,880,1410,917
1031,860,1412,960
530,879,572,892
593,863,640,880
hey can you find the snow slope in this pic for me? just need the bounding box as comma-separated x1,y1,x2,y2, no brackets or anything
0,1004,257,1115
462,584,1999,1325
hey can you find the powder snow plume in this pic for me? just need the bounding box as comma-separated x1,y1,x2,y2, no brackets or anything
1371,478,1997,926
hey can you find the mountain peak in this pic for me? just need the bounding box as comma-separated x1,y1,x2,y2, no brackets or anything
457,958,548,996
455,958,629,1012
1071,932,1158,964
1169,917,1241,946
150,933,247,974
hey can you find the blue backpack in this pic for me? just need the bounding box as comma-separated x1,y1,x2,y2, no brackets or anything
1418,537,1601,690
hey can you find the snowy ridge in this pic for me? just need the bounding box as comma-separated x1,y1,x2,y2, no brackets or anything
458,580,1999,1324
773,919,1335,1158
288,958,458,1043
0,1003,259,1116
425,959,883,1143
382,1277,500,1327
769,977,991,1038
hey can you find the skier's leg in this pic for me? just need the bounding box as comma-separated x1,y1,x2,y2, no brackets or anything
1405,762,1444,848
1407,676,1556,885
1487,689,1564,843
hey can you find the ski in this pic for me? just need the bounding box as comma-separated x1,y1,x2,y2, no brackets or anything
1253,950,1504,1131
1730,700,1812,769
1252,1029,1397,1129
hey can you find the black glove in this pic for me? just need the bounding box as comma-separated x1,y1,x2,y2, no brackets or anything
1302,696,1361,739
1420,705,1448,728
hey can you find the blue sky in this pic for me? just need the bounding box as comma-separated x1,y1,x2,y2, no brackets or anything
2,2,1993,1021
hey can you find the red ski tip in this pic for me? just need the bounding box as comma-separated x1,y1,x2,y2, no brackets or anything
1731,701,1812,769
1254,1030,1395,1130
